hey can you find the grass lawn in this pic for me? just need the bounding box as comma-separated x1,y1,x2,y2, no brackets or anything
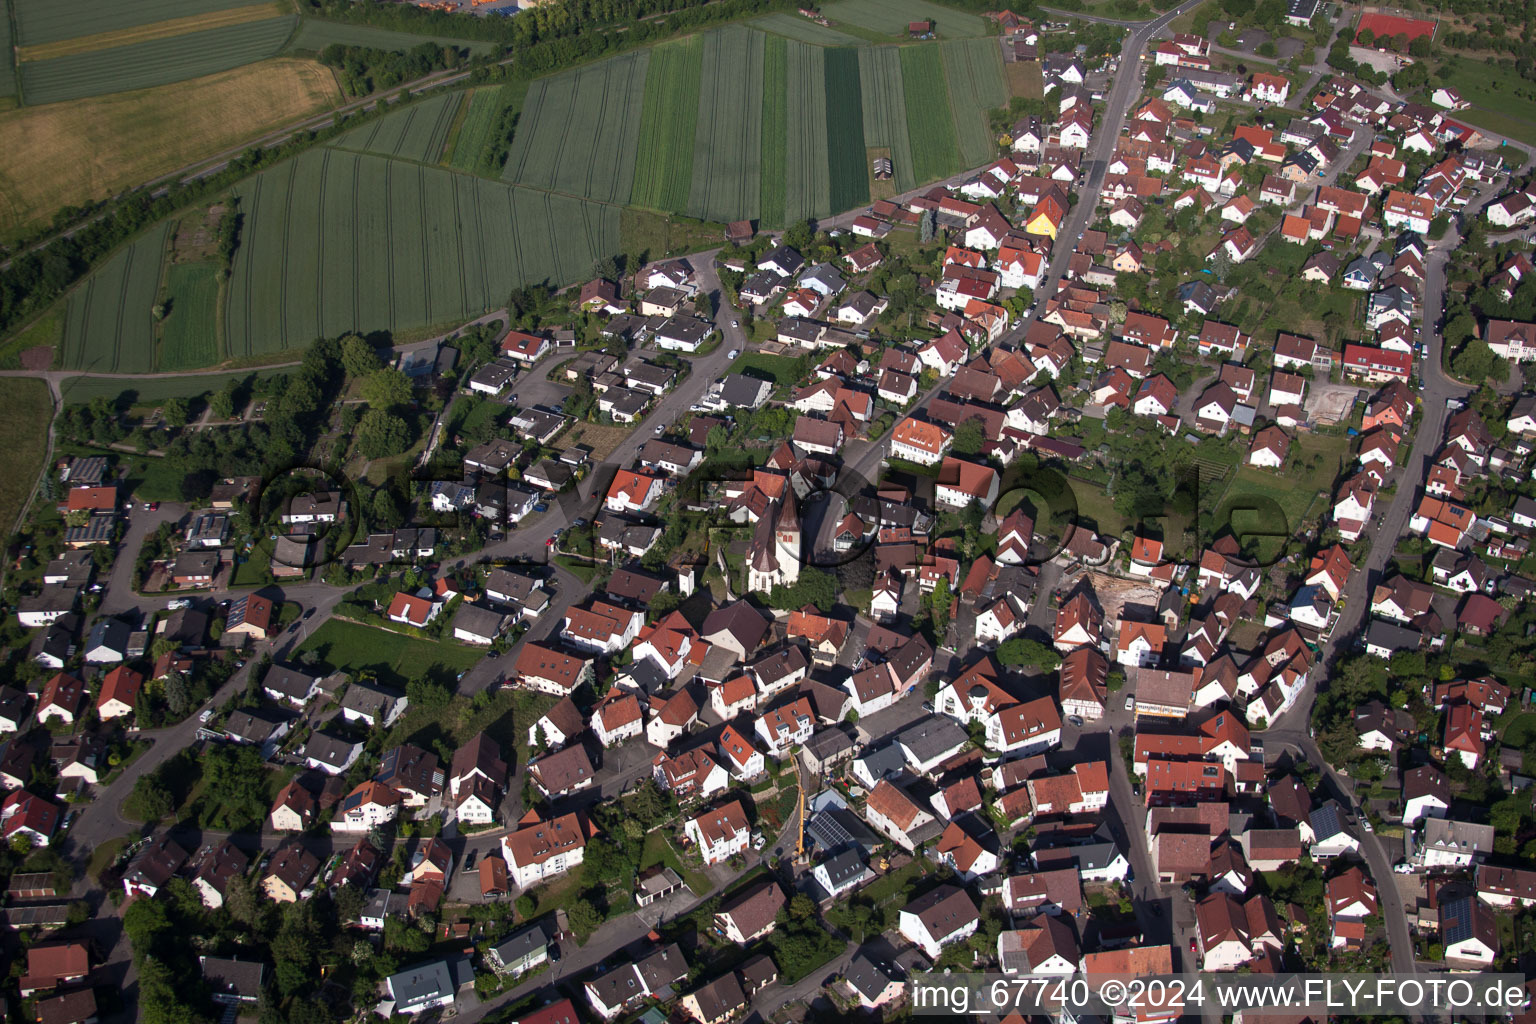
523,870,581,920
640,829,711,896
0,57,340,240
87,835,132,884
1438,62,1536,147
620,207,727,263
1502,712,1536,747
230,543,271,586
0,378,52,533
1063,477,1131,538
1220,432,1349,541
295,617,485,691
554,555,597,582
118,452,194,503
58,367,288,405
728,351,810,385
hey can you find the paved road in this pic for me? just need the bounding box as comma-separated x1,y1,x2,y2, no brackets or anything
34,0,1526,1012
1251,165,1518,980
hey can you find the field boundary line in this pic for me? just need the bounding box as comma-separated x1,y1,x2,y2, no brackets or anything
109,239,136,373
276,157,298,350
150,218,174,370
316,148,331,341
383,158,396,326
349,152,362,330
15,2,285,63
450,169,468,315
417,162,432,323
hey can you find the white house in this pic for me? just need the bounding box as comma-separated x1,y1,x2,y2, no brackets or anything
684,800,752,865
898,885,979,958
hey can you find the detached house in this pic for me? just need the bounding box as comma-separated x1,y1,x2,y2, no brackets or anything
899,885,980,958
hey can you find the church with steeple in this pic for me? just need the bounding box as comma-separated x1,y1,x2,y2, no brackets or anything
747,492,802,593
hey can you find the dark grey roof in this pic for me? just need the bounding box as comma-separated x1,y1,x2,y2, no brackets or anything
1365,618,1423,652
807,806,880,854
844,951,899,1002
818,847,869,890
589,964,647,1009
452,602,507,640
224,708,289,745
895,715,969,764
304,731,362,770
1309,801,1346,840
385,960,454,1011
489,921,551,966
200,956,266,1000
759,245,804,277
719,374,773,409
803,727,854,762
263,664,319,701
341,681,405,718
854,743,908,780
655,316,711,345
86,617,130,653
635,943,688,993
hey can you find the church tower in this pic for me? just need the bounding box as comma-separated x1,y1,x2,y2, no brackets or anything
773,492,801,585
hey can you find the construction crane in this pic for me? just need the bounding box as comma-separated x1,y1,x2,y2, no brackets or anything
793,751,808,864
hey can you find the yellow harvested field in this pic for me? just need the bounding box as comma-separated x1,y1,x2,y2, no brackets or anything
17,2,288,61
0,58,340,239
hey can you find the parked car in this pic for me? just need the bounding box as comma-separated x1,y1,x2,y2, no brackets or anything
727,349,739,359
1124,696,1136,711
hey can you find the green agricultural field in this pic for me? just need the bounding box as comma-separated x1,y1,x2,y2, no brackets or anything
687,26,764,223
630,37,702,212
824,47,870,212
784,40,831,223
222,148,619,359
0,7,16,100
940,38,1008,168
447,83,520,174
900,45,961,183
503,49,649,205
760,34,788,227
0,379,52,535
749,13,867,46
332,90,464,164
159,263,222,370
286,18,498,56
60,222,172,373
19,16,298,105
12,0,260,45
820,0,989,39
859,46,918,192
